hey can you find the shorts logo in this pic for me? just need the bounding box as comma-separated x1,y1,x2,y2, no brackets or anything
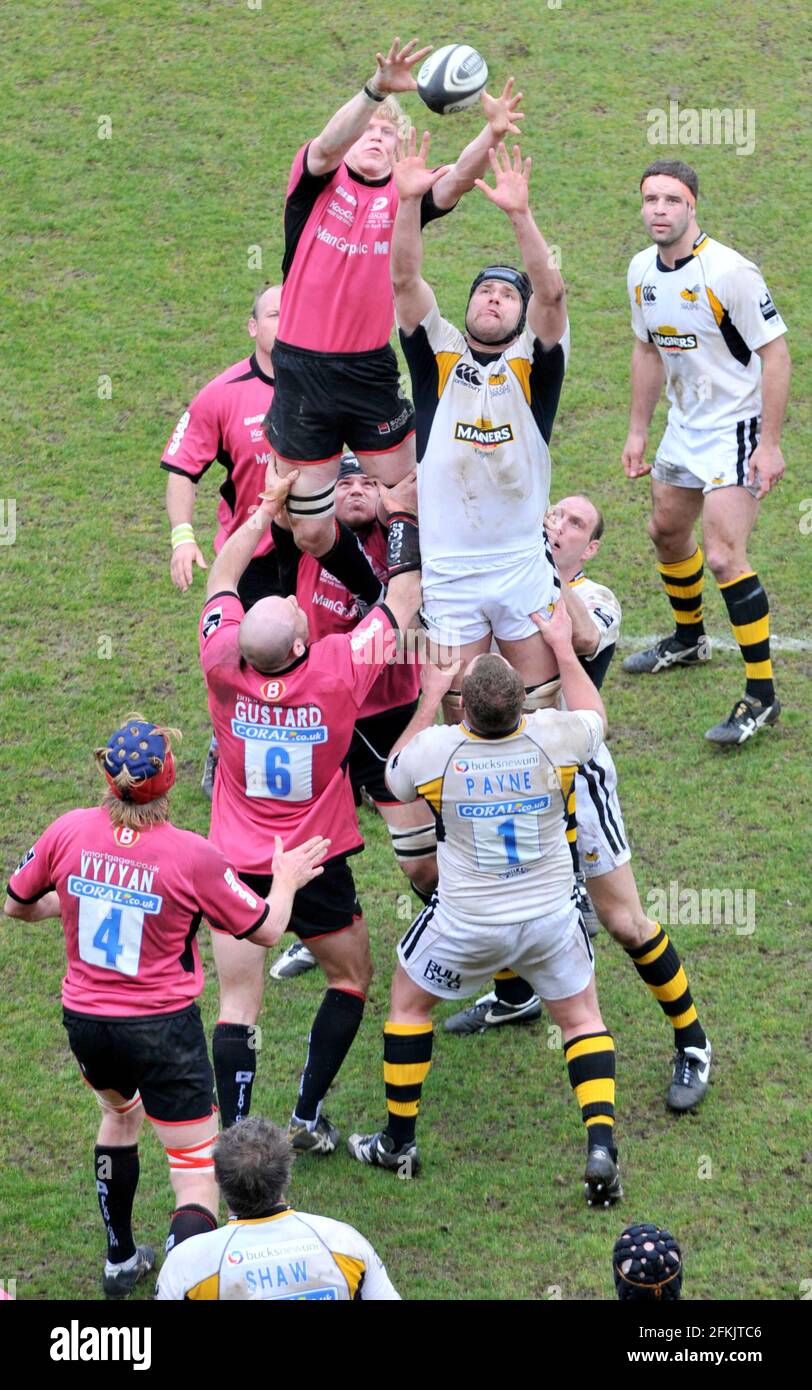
760,291,778,321
423,958,462,991
651,327,698,351
454,363,482,388
642,284,656,303
13,846,36,874
711,474,725,486
113,826,141,848
202,607,222,639
454,420,514,449
377,406,410,434
227,1250,244,1266
584,850,599,863
260,679,286,700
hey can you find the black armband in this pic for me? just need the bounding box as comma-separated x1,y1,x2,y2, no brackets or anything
386,513,421,577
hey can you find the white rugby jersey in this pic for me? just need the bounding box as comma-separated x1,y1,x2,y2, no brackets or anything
570,571,622,690
386,709,603,921
400,297,570,564
628,233,786,432
155,1207,400,1301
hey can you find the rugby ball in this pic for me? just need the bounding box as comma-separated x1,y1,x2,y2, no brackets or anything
417,44,488,115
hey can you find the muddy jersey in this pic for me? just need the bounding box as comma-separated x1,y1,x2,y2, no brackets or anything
296,522,420,719
400,297,570,565
156,1206,399,1301
199,591,400,871
161,354,275,556
6,808,268,1016
628,233,787,432
386,709,603,922
278,143,449,354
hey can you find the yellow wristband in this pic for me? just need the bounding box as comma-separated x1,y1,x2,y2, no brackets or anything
171,524,195,550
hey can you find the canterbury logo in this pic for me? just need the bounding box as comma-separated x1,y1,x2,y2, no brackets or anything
454,363,482,387
454,422,514,446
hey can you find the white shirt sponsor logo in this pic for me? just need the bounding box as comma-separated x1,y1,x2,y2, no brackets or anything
224,868,258,908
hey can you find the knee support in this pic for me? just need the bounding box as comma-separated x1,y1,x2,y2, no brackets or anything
93,1089,142,1115
165,1124,219,1175
286,481,337,519
523,677,561,712
389,821,437,862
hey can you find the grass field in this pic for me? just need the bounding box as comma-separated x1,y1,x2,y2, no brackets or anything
1,0,811,1300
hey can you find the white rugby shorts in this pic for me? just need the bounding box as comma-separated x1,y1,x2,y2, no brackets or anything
653,416,761,497
576,743,631,879
397,892,594,1003
419,540,561,646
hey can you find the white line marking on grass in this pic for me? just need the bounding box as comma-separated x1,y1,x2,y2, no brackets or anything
620,633,812,654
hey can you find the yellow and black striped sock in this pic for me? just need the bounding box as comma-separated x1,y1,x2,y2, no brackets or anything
718,570,774,704
383,1021,433,1148
564,1032,616,1152
658,546,705,646
493,969,535,1007
625,925,706,1051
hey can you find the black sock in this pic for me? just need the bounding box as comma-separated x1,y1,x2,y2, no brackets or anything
493,970,535,1007
166,1204,218,1255
318,521,383,605
295,989,365,1122
270,520,302,596
95,1144,139,1263
213,1022,256,1129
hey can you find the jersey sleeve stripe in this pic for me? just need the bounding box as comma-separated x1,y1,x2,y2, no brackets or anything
235,902,271,939
435,351,461,397
186,1271,220,1300
332,1252,365,1299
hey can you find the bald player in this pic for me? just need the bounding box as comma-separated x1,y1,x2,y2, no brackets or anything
199,473,424,1153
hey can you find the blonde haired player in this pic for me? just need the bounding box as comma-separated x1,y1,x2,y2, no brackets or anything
4,716,328,1297
622,159,790,745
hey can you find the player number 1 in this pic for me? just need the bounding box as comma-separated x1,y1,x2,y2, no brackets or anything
496,818,520,866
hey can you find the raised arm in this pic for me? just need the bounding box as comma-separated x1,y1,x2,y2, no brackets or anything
307,36,431,176
474,143,566,349
391,129,448,333
205,472,296,599
432,79,525,210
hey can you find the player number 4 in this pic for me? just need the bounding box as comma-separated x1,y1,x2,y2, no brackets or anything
92,906,124,966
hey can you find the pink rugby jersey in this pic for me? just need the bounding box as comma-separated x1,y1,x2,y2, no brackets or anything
278,144,448,354
199,591,400,871
161,354,275,556
7,808,269,1017
296,522,420,719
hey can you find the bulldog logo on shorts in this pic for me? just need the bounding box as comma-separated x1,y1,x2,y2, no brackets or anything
423,958,462,992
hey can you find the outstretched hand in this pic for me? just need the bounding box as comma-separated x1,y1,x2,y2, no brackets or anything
531,599,573,652
374,36,432,93
393,128,451,200
271,835,331,892
480,77,525,140
259,465,299,520
474,142,531,216
378,469,418,517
